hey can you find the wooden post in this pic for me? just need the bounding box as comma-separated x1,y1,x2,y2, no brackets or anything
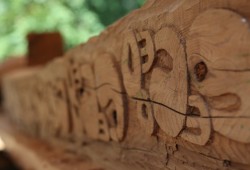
2,0,250,169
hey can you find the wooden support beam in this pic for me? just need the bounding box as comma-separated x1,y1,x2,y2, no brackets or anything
0,116,101,170
2,0,250,169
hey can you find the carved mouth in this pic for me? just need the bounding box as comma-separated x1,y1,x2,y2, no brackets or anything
206,93,241,112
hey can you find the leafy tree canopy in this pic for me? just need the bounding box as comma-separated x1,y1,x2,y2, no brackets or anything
0,0,144,61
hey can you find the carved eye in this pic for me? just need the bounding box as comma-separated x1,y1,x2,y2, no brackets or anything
99,129,105,134
141,103,148,119
138,39,146,48
142,55,148,64
75,79,79,84
56,90,63,99
128,47,133,72
155,49,173,72
194,61,207,82
99,119,104,125
78,87,84,96
112,110,118,126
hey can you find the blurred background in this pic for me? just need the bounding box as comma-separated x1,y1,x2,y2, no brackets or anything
0,1,145,169
0,0,145,61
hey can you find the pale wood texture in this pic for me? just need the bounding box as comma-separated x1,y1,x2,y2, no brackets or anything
0,116,101,170
2,0,250,169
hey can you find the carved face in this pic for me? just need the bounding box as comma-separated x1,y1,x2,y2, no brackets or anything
78,63,101,140
187,9,250,143
73,52,126,142
94,52,126,141
149,27,188,137
122,28,189,138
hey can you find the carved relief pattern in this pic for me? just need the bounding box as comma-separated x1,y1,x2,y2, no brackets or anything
187,9,250,144
121,27,212,145
42,53,128,143
4,8,250,151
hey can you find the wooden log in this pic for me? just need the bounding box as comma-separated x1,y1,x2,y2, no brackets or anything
0,116,101,170
2,0,250,169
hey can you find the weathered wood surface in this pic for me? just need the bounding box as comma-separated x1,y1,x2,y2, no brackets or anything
2,0,250,169
0,116,101,170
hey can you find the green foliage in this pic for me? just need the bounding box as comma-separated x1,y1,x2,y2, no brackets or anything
0,0,145,61
85,0,145,26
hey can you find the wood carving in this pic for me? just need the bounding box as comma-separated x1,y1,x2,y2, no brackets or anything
94,52,126,141
78,63,100,140
150,27,187,138
187,9,250,143
2,1,250,169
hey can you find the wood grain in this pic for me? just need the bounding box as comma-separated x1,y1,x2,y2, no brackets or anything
2,0,250,169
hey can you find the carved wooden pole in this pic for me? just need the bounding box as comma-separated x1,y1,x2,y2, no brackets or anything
2,0,250,169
